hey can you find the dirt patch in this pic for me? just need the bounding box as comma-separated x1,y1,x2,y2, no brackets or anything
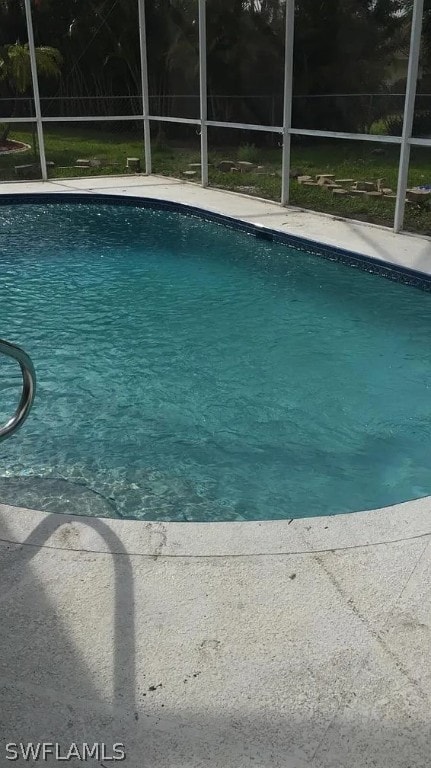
0,138,31,155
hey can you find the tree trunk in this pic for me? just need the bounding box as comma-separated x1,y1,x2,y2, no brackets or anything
0,123,10,144
0,98,17,145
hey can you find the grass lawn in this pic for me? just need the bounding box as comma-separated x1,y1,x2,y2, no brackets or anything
1,125,431,234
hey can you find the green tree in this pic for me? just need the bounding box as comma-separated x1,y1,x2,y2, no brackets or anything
292,0,404,132
0,41,62,142
399,1,431,71
409,0,431,78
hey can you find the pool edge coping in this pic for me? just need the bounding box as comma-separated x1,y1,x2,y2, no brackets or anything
0,497,430,557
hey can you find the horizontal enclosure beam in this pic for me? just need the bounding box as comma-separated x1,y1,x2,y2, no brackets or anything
2,117,38,123
206,120,283,133
40,115,145,122
408,137,431,146
148,115,201,125
289,128,402,143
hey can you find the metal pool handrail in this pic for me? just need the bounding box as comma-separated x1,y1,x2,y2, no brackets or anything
0,339,36,442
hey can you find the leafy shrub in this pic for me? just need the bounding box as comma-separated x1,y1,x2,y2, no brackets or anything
383,113,404,135
370,110,431,137
369,117,389,135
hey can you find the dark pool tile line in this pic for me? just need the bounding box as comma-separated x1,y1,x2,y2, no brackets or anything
1,191,430,292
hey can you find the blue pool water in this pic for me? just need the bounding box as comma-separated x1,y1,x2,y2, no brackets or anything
0,201,431,521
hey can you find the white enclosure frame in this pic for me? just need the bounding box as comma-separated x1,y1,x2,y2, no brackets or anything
2,0,426,233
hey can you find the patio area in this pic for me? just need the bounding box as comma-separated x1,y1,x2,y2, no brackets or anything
1,497,430,767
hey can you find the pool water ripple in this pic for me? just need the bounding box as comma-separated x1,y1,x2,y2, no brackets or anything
0,201,431,521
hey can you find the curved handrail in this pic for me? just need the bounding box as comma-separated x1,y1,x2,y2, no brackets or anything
0,339,36,442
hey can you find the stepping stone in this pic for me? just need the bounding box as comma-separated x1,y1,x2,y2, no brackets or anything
366,191,384,197
382,188,393,195
188,163,202,169
356,181,376,191
76,158,91,167
182,170,197,177
14,164,38,178
298,175,313,183
218,160,238,172
316,174,335,185
236,185,257,193
302,181,319,186
332,188,349,195
406,189,431,202
349,189,367,196
237,161,255,172
127,157,141,172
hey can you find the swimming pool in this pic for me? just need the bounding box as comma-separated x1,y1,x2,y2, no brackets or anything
1,195,431,522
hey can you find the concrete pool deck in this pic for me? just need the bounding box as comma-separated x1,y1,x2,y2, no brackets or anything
1,176,431,767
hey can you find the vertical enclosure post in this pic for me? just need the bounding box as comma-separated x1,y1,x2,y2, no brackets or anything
281,0,295,205
23,0,47,180
394,0,424,232
198,0,209,187
138,0,152,174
